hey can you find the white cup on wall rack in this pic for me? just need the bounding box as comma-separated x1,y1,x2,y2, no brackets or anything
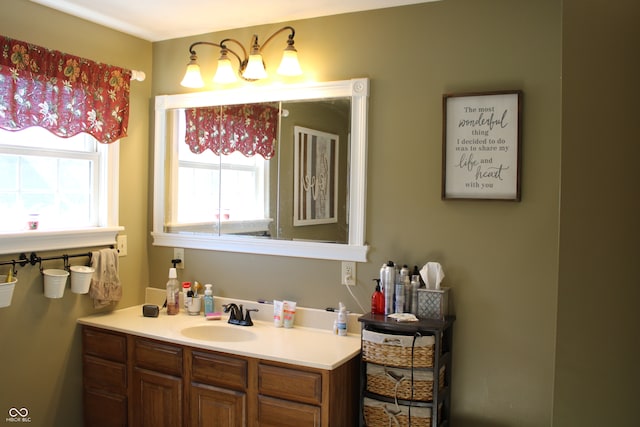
43,269,69,298
70,265,94,294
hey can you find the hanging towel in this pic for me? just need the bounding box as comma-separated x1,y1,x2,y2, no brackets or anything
89,248,121,309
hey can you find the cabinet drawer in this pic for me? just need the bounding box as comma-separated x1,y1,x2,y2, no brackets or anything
192,350,247,390
134,337,183,376
83,354,127,394
83,388,128,427
83,327,127,363
258,363,322,405
258,395,320,427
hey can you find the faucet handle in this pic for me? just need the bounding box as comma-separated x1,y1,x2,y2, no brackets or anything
244,308,259,326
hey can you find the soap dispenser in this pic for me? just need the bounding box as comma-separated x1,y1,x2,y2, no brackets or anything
371,279,384,315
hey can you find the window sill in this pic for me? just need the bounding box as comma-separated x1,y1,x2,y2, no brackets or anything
165,219,272,235
0,226,124,256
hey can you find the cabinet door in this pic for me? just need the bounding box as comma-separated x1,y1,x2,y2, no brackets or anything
190,382,246,427
258,395,320,427
133,368,182,427
84,388,128,427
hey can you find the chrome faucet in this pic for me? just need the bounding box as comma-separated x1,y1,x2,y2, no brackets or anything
222,303,258,326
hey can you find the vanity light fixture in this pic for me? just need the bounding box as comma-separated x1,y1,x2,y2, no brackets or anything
180,26,302,88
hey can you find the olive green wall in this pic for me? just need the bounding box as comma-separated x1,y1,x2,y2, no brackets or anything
554,0,640,426
151,1,561,425
0,1,151,426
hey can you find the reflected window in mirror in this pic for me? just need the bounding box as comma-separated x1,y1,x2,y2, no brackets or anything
167,104,276,236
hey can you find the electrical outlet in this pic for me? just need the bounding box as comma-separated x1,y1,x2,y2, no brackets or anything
116,235,127,257
173,248,185,269
341,261,356,286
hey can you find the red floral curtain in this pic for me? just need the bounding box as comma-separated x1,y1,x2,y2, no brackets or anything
185,103,278,159
0,35,131,144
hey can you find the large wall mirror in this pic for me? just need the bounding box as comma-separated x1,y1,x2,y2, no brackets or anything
152,78,369,261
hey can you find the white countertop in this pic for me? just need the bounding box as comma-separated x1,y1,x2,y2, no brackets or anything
77,304,361,370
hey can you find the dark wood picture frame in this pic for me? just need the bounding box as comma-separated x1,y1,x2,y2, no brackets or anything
442,90,522,201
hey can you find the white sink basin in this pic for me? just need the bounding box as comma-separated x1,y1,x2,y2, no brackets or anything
180,325,257,342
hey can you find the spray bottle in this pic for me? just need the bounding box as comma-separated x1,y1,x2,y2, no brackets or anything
166,268,180,315
381,261,395,315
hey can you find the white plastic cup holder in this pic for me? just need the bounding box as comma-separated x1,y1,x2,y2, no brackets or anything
0,275,17,308
70,265,94,294
43,269,69,299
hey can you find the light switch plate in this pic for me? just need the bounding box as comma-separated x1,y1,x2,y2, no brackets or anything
116,235,127,257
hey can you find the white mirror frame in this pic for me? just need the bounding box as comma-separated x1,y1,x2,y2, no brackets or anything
152,78,369,261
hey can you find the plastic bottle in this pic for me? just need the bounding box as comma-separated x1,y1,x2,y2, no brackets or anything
394,281,405,313
410,274,421,315
166,268,180,315
337,302,348,336
371,279,385,315
182,281,191,310
203,284,214,316
400,265,411,312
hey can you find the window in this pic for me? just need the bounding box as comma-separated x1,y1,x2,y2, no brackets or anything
166,111,270,235
0,127,121,254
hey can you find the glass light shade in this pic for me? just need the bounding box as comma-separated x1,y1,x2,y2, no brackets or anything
242,54,268,80
180,63,205,88
213,57,238,84
277,47,302,76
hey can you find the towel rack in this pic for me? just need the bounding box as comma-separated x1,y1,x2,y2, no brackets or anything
0,246,115,276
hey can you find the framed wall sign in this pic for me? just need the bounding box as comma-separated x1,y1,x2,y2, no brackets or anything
294,126,339,226
442,90,522,201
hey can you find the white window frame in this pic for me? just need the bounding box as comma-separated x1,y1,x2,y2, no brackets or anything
0,138,122,255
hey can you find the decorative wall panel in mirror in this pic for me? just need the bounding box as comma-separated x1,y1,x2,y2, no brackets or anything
152,78,369,261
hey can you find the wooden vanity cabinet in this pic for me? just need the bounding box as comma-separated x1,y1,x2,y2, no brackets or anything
82,327,128,427
82,326,359,427
132,337,184,427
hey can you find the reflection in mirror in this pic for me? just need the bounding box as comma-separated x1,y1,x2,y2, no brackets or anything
166,103,278,237
153,78,369,261
276,98,350,243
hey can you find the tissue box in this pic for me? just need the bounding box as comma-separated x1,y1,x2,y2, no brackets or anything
417,288,450,320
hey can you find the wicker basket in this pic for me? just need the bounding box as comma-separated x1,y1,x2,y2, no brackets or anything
366,364,445,402
362,330,435,368
363,398,431,427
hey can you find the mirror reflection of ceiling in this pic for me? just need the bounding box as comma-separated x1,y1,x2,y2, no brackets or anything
29,0,442,41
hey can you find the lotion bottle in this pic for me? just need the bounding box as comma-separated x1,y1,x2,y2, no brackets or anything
203,284,214,316
337,302,347,336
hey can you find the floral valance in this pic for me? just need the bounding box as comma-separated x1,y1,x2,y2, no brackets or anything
0,35,131,144
185,103,278,159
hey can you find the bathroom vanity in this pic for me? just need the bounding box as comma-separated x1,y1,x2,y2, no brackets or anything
78,305,361,427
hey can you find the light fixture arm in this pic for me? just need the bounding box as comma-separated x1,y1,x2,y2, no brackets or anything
258,26,296,53
218,38,248,66
188,41,243,66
